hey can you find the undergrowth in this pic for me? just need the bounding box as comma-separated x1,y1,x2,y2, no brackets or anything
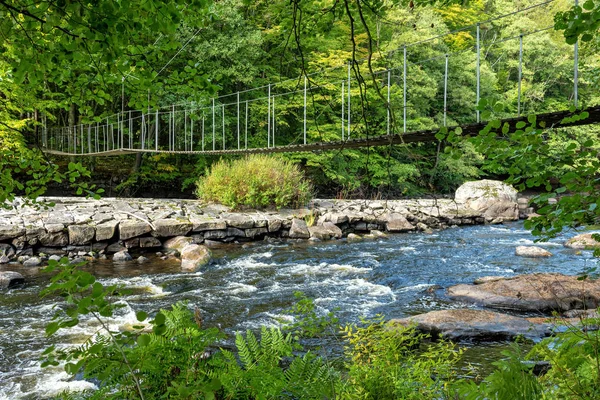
42,258,600,399
195,154,312,209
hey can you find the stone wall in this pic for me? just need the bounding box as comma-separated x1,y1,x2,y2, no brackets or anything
0,180,524,266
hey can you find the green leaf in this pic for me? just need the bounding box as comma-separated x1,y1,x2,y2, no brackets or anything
137,334,151,346
583,0,594,10
516,121,526,129
136,311,148,322
46,322,60,336
154,312,166,325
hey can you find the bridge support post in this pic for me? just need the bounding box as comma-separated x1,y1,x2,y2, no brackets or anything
303,76,307,145
403,46,407,133
518,35,523,117
268,84,271,148
272,95,275,147
444,54,448,127
387,69,391,135
347,61,351,138
574,0,579,108
212,98,215,151
342,81,345,140
476,23,480,123
237,92,240,150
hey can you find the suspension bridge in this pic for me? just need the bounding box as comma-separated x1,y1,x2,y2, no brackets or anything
39,0,599,157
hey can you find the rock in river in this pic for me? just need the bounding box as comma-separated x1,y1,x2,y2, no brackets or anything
565,233,600,250
515,246,552,257
388,309,551,341
455,180,519,221
180,244,212,271
0,271,24,289
448,273,600,313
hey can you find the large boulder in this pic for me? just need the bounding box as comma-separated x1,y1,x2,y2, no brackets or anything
308,222,343,240
0,225,25,241
385,213,415,232
388,309,551,341
448,273,600,312
515,246,552,257
0,243,16,259
289,218,310,239
163,236,194,253
0,271,25,289
180,244,212,271
565,233,600,250
455,180,519,221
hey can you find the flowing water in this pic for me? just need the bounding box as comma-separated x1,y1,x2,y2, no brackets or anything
1,221,597,398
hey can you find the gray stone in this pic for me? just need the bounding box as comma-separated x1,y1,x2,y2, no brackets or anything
347,233,362,241
385,213,415,232
448,273,600,312
92,242,108,252
95,220,118,241
267,218,283,232
455,180,519,221
191,234,204,244
92,212,114,224
203,239,223,248
289,218,310,239
39,231,68,247
153,219,192,237
49,255,62,262
119,220,152,240
245,227,268,238
226,227,246,237
163,236,194,253
0,243,15,259
322,222,343,238
113,251,133,262
388,309,550,341
0,225,25,241
190,217,226,232
565,233,600,250
0,255,10,264
203,230,228,240
515,246,552,258
137,256,149,263
223,214,255,229
23,257,42,267
140,237,162,248
106,243,127,253
45,223,64,233
124,238,140,249
0,271,24,289
180,244,212,271
68,225,95,245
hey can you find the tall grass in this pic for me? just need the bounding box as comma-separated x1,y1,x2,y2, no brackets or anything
195,155,312,209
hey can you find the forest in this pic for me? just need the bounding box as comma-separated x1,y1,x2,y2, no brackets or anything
1,0,598,201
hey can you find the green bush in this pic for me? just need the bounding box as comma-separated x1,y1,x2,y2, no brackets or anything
195,154,312,209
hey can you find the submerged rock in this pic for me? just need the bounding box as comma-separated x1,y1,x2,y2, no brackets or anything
22,257,42,267
0,271,25,289
389,309,550,341
448,273,600,312
515,246,552,257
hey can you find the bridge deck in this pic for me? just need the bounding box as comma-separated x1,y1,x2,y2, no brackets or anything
42,105,600,157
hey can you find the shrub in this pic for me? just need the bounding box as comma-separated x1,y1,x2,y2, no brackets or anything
195,154,312,209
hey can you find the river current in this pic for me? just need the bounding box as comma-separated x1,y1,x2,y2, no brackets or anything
0,221,597,398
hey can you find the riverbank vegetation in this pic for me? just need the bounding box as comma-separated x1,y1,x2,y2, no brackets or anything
196,155,312,209
43,257,600,399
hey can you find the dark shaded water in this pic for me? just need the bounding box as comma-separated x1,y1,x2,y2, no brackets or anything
1,222,597,398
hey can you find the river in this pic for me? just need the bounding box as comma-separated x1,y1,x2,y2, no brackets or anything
0,221,596,398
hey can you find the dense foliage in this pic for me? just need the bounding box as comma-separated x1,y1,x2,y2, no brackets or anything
195,155,312,209
3,0,598,198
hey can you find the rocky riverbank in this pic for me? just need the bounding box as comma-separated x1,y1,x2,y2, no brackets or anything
0,180,523,272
